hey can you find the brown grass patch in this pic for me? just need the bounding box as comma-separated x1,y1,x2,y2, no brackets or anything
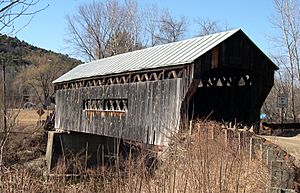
16,109,51,127
0,109,48,167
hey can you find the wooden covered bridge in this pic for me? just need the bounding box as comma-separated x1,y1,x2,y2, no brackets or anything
46,29,277,169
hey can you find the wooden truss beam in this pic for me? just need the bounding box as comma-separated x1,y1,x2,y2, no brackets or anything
55,67,187,91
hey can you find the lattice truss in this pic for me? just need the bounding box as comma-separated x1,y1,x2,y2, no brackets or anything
55,67,187,90
199,70,253,88
84,99,128,112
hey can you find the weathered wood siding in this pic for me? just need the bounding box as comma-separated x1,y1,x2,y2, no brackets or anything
190,31,277,124
55,77,191,146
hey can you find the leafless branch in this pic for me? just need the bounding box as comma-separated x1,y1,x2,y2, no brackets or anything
0,0,49,33
267,0,300,122
65,0,144,61
194,17,231,36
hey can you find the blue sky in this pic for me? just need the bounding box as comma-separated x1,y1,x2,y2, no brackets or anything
13,0,276,59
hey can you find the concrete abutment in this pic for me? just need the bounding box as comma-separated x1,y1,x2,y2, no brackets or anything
46,131,118,172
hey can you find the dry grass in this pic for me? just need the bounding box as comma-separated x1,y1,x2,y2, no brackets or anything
0,121,270,193
0,109,48,167
16,109,51,127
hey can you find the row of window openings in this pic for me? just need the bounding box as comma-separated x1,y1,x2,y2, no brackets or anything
83,99,128,112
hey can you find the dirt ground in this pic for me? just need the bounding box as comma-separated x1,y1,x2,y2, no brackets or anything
262,134,300,167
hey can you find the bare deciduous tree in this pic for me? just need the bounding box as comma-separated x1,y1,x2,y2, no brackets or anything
0,0,48,33
269,0,300,122
144,6,188,46
16,53,77,107
66,1,191,59
195,18,230,36
195,18,221,36
66,0,144,61
155,9,188,44
145,4,160,46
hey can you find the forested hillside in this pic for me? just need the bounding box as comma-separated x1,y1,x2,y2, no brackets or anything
0,34,82,108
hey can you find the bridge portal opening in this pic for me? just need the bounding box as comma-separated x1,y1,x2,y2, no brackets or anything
188,68,255,125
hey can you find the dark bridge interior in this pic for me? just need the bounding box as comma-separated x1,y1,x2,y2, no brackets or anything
189,68,256,125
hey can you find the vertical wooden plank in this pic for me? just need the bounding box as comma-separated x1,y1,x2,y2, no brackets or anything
117,86,124,139
122,83,128,139
155,81,161,145
68,89,73,131
55,90,62,129
88,88,93,134
152,81,158,144
167,80,176,144
75,89,82,132
86,87,92,134
171,79,177,131
140,82,147,143
167,79,174,142
146,82,152,144
61,89,67,131
159,80,166,145
136,82,142,142
91,87,97,134
107,85,112,137
211,46,219,69
176,79,183,131
59,90,64,130
103,85,108,137
135,83,140,142
158,80,163,145
72,89,78,132
65,89,71,131
95,87,100,135
159,80,167,145
134,82,139,141
114,84,120,138
128,83,136,140
110,85,116,138
96,86,102,136
176,79,181,130
127,83,132,140
146,81,153,144
116,84,122,139
80,88,86,133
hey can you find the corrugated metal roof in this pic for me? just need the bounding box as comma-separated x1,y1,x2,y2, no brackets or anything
54,29,241,83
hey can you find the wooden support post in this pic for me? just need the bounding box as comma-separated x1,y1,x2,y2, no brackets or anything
250,137,263,161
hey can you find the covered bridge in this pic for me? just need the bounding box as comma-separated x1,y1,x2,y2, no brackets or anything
51,29,277,148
